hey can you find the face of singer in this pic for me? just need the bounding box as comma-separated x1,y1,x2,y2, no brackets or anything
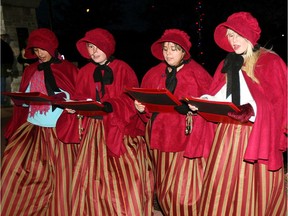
227,29,248,54
162,42,185,66
33,48,52,62
86,43,107,65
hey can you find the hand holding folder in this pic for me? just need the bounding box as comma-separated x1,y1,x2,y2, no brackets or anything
125,87,181,112
54,100,106,116
183,96,242,123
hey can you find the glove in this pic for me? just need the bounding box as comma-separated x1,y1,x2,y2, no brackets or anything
52,92,66,101
102,102,113,113
228,103,254,123
174,102,190,115
222,52,244,74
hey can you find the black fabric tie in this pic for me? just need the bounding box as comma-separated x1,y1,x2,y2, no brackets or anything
92,56,114,101
37,57,61,96
151,59,189,123
37,57,61,111
165,60,187,93
221,53,244,106
165,66,178,93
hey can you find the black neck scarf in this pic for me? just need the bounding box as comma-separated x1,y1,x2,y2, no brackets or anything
151,59,190,123
37,57,61,111
165,59,189,93
221,53,244,106
37,57,61,96
92,56,114,101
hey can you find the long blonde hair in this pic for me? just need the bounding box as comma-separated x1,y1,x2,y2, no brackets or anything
226,29,264,83
241,41,261,83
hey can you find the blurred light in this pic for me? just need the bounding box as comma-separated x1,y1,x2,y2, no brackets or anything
281,34,285,37
86,8,90,13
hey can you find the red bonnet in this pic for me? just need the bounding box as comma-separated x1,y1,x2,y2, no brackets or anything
25,28,59,59
151,29,192,60
76,28,116,59
214,12,261,52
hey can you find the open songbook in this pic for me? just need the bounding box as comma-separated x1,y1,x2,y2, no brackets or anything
2,92,65,104
54,100,107,116
183,96,241,123
2,92,106,116
125,87,181,112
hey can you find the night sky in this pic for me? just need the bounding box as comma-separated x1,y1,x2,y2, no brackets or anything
36,0,287,79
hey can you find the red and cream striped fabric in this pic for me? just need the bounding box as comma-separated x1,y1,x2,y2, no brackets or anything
0,122,78,215
71,119,154,216
150,149,206,216
145,120,207,216
198,123,287,216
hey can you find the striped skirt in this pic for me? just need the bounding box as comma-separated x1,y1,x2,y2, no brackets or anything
151,150,206,216
71,119,154,216
146,121,206,216
0,122,78,216
198,123,287,216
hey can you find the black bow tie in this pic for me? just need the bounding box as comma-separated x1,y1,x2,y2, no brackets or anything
221,52,244,105
92,57,114,100
37,57,61,96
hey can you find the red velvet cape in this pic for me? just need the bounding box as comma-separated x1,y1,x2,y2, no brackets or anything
62,59,140,157
4,60,78,139
204,50,287,171
140,59,214,156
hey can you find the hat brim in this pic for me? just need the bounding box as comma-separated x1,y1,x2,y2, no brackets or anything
76,39,91,59
151,38,191,60
214,24,235,52
24,28,58,59
214,21,253,52
24,44,57,59
24,48,37,59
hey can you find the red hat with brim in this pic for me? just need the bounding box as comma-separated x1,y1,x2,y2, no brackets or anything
214,12,261,52
151,29,191,60
24,28,59,59
76,28,115,59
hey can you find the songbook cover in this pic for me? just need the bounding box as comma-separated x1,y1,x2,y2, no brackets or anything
125,87,181,112
183,96,241,123
54,100,107,116
2,92,62,104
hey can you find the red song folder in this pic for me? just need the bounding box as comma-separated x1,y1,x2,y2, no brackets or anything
54,100,106,116
2,92,64,104
125,87,181,112
183,96,242,123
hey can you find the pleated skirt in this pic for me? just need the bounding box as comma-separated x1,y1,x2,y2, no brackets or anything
146,121,206,216
198,123,287,216
71,118,154,216
1,122,78,216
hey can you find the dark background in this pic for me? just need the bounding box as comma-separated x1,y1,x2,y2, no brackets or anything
35,0,287,80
